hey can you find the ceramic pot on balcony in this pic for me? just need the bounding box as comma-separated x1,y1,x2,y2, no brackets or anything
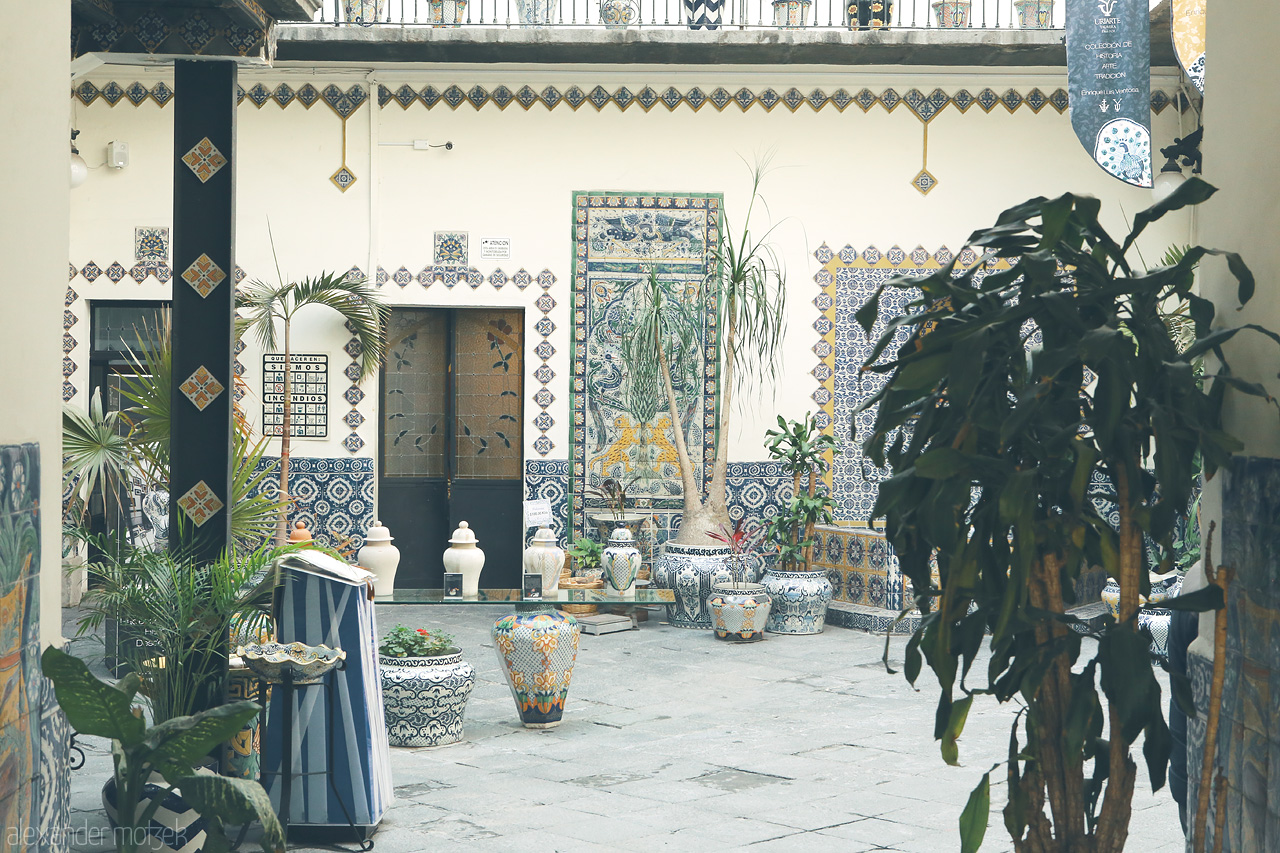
685,0,724,30
1014,0,1053,28
599,0,638,28
931,0,970,27
380,650,476,747
847,0,892,30
515,0,557,25
429,0,468,25
772,0,811,28
342,0,386,24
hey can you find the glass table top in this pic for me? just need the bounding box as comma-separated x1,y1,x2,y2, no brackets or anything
374,587,675,604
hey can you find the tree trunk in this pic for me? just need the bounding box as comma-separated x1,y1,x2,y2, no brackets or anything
657,341,714,545
275,320,292,545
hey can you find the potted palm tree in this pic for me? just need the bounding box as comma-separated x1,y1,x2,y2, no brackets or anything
237,269,387,545
634,165,788,629
762,413,837,634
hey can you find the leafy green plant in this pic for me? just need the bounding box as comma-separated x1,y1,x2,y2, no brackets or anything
73,533,303,724
237,261,388,544
62,388,136,526
764,413,837,571
585,476,640,520
625,163,788,545
378,625,457,658
41,646,284,853
567,537,603,571
855,178,1278,852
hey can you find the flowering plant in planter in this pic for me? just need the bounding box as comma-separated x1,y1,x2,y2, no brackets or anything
707,519,769,584
378,625,457,658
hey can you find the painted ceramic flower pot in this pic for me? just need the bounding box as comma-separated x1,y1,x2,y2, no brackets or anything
652,543,733,629
599,0,637,28
515,0,557,25
380,650,476,747
492,610,581,728
222,666,266,779
103,767,215,853
1014,0,1053,28
342,0,385,24
762,568,833,634
931,0,969,27
602,527,642,596
429,0,468,25
772,0,811,28
523,526,565,594
848,0,892,30
708,582,772,642
684,0,724,29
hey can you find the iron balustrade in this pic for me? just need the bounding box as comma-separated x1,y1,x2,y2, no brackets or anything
305,0,1062,31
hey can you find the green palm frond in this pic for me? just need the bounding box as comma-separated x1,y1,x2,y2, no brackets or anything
62,388,136,524
289,272,388,381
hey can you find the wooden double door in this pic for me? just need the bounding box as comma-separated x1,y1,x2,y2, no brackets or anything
379,307,524,589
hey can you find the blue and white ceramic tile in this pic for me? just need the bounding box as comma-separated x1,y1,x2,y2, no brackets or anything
251,456,374,550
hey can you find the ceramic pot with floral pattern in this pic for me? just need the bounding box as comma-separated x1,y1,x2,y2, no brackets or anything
492,610,580,728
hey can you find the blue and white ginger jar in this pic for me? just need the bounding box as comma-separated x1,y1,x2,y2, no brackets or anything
602,527,642,596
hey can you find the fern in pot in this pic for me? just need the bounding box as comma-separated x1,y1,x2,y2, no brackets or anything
378,625,475,748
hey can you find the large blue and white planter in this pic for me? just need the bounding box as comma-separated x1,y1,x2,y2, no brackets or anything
380,650,476,747
762,568,833,634
652,543,733,629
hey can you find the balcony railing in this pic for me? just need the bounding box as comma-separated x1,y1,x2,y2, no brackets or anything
307,0,1062,31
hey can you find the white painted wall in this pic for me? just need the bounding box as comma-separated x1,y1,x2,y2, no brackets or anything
69,64,1193,484
2,0,70,646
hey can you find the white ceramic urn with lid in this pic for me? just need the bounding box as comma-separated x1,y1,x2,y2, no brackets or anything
523,527,565,594
444,521,485,597
358,520,401,597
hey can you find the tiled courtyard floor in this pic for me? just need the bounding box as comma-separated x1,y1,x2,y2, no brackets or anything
65,604,1185,852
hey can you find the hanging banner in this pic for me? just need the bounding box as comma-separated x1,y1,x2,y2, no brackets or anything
1066,0,1152,187
1172,0,1205,93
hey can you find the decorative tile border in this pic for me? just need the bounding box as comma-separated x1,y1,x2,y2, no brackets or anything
76,81,1191,116
812,243,1010,522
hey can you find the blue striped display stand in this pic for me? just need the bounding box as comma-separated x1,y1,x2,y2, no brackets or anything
261,552,391,835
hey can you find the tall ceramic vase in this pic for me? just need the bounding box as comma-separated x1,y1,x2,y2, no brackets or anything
492,610,581,728
444,521,485,597
358,520,400,597
523,527,565,594
602,527,642,596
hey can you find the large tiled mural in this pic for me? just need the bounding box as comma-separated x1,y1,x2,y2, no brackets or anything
0,443,41,849
812,244,1007,522
570,192,722,536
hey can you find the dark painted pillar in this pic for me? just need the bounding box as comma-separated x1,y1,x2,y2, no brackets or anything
170,60,236,564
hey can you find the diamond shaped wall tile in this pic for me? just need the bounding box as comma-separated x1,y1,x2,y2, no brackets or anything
535,317,555,336
887,246,907,266
534,388,555,408
344,339,364,359
393,266,412,287
63,309,78,328
343,434,366,453
345,386,366,405
912,169,938,195
537,269,557,289
182,254,226,298
489,269,508,288
533,435,554,456
178,481,223,527
813,340,833,358
344,363,362,382
63,333,77,353
62,356,75,377
533,412,553,431
862,247,882,264
344,410,365,429
534,364,555,384
513,270,533,289
179,366,224,411
182,138,227,183
815,244,834,264
534,340,555,360
535,293,556,313
106,262,126,283
331,166,357,192
80,262,100,282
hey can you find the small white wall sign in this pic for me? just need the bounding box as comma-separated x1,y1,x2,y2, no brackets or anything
523,498,555,529
480,237,512,261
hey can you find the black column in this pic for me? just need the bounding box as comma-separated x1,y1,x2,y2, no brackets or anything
170,60,236,563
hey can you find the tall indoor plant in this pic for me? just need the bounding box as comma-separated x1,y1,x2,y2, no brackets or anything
237,267,387,544
855,179,1277,851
